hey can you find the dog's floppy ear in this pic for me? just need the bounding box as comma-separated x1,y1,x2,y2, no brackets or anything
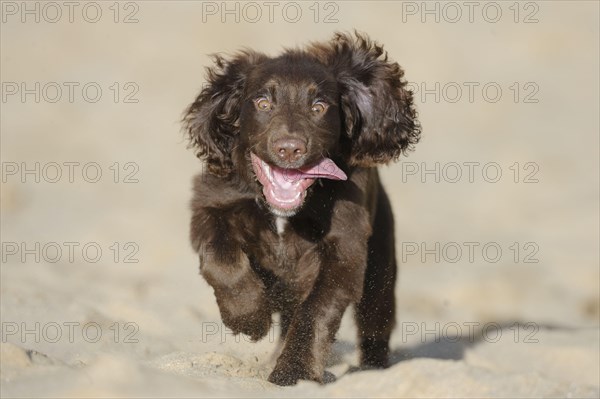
311,32,421,166
183,51,266,176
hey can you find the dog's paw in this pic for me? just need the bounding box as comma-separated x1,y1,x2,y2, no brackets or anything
359,338,390,369
222,306,271,341
268,362,322,386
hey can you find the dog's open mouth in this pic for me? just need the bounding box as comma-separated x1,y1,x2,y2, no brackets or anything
250,153,347,212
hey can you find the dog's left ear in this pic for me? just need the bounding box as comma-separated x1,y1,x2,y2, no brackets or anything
183,51,266,177
311,32,421,166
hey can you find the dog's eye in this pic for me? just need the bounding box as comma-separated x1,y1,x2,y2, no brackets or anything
311,101,327,114
255,97,272,111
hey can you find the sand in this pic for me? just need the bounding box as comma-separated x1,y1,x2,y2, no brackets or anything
1,1,599,397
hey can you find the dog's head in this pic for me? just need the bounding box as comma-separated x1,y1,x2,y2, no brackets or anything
183,32,421,216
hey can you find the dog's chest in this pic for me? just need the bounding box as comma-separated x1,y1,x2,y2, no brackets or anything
271,217,297,268
275,217,287,235
255,217,308,272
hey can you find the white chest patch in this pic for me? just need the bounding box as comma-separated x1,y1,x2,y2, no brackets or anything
275,217,287,235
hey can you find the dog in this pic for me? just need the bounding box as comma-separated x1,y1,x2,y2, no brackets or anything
183,32,420,386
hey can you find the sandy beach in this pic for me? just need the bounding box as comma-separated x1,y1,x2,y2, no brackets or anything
1,1,599,397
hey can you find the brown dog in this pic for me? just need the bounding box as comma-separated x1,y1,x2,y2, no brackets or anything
183,32,420,385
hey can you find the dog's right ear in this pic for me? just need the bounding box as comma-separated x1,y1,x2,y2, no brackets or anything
309,32,421,167
183,51,266,177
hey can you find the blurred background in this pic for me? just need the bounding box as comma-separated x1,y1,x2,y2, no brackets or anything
1,1,599,397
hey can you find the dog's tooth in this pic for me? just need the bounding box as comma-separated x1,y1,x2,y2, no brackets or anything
261,160,273,182
266,164,274,182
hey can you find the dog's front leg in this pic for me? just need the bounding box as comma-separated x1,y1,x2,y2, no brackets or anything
198,239,271,341
268,236,368,385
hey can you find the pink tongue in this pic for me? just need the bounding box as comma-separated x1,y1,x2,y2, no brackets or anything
276,158,347,181
298,158,347,180
251,154,347,210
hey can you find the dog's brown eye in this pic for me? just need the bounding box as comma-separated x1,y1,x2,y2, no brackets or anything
255,97,272,111
311,101,327,114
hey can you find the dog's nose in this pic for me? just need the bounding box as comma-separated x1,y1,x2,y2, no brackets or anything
273,138,307,163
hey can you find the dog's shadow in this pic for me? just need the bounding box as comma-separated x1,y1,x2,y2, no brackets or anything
328,334,474,380
389,335,476,363
327,321,576,382
320,332,479,384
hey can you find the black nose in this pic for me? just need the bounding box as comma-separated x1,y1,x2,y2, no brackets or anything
273,138,307,163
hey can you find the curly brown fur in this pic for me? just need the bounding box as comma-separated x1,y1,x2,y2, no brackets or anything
182,32,420,386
